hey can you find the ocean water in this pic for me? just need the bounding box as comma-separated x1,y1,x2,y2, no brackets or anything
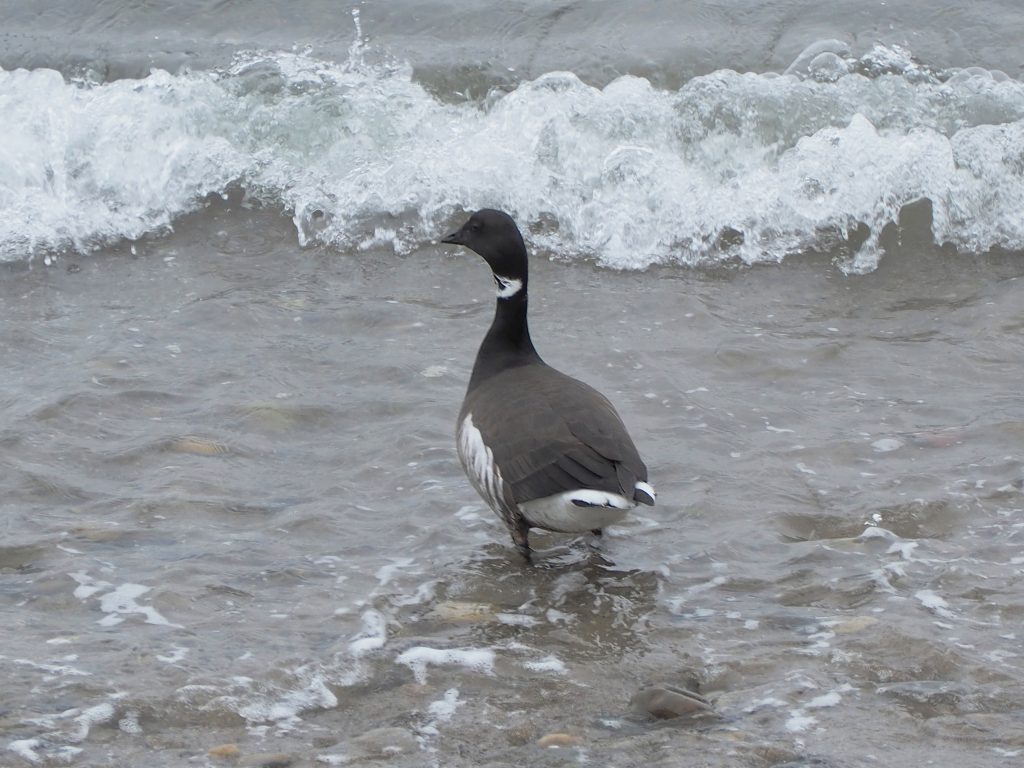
2,2,1024,767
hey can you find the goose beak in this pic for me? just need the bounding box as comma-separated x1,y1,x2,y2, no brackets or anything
441,228,463,245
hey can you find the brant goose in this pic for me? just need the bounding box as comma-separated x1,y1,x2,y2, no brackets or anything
441,209,655,559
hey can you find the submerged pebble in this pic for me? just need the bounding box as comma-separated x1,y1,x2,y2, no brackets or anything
426,600,497,623
208,743,241,760
630,684,713,720
504,724,533,746
536,733,584,748
69,526,129,542
167,435,233,456
832,616,879,634
350,726,418,757
236,403,302,431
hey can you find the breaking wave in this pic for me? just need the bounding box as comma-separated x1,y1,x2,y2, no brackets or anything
1,37,1023,272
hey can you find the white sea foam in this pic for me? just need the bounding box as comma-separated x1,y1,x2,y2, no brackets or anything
69,572,182,628
427,688,463,723
523,655,568,674
782,685,849,736
12,657,91,680
156,645,190,664
915,589,956,619
118,711,143,735
806,690,843,709
348,609,388,656
237,669,338,727
98,584,177,627
8,738,43,764
786,710,818,732
375,557,415,586
395,646,495,684
70,703,116,741
1,43,1022,270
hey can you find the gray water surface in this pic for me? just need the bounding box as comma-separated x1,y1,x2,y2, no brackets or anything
3,1,1024,766
2,201,1023,766
3,0,1024,89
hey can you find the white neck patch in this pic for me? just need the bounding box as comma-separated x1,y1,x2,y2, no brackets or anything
493,274,523,299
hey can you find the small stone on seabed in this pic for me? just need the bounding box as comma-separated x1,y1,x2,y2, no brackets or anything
240,753,293,768
630,684,713,720
536,733,583,748
208,744,240,760
350,726,418,757
832,615,878,633
505,724,532,746
427,600,497,623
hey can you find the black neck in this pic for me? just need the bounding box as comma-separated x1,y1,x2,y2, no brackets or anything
468,288,543,390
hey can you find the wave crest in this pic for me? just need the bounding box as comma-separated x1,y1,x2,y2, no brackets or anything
1,41,1023,271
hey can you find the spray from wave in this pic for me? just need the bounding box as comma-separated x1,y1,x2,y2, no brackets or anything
1,23,1022,272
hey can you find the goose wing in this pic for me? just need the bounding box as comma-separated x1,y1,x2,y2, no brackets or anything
461,366,651,506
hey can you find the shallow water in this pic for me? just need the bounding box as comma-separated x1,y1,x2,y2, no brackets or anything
3,2,1024,767
3,202,1023,766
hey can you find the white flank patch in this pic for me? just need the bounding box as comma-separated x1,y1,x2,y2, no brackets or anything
493,274,522,298
457,414,505,514
519,489,631,533
568,489,633,508
634,480,656,501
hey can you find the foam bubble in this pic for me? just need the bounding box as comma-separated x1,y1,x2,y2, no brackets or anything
395,646,495,684
70,572,182,628
236,669,338,726
427,688,463,723
785,711,818,732
348,609,388,656
915,589,956,619
0,67,247,261
156,646,189,664
523,655,568,674
71,703,116,741
806,691,843,709
8,738,43,764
